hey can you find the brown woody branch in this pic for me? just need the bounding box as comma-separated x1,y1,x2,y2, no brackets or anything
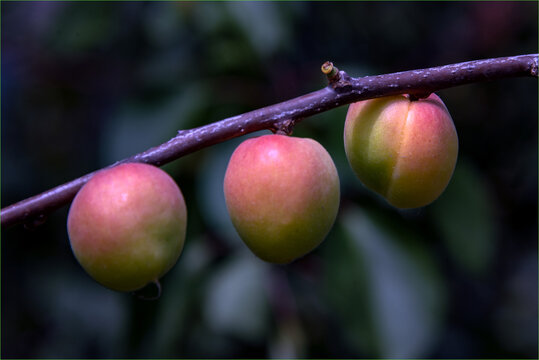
2,54,538,228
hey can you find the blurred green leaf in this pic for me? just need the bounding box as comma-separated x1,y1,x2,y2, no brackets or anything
203,251,271,342
32,266,128,357
269,317,306,358
430,159,496,276
140,238,212,357
324,205,445,358
49,4,115,53
227,2,289,57
142,3,185,48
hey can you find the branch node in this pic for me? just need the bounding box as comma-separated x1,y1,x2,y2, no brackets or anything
176,129,191,136
332,70,354,92
271,119,296,136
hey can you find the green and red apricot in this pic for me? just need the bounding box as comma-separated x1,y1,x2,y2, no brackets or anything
67,163,187,292
344,93,458,209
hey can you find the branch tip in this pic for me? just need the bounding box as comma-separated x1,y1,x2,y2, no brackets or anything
321,61,334,74
321,61,340,82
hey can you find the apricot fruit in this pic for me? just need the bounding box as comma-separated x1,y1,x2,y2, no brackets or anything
344,93,458,209
67,163,187,292
224,134,340,264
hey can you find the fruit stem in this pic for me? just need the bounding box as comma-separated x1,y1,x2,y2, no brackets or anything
272,119,296,135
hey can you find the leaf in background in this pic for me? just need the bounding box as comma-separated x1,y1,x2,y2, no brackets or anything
203,250,270,342
100,85,206,165
430,159,496,276
48,3,116,54
268,316,306,359
32,266,128,358
227,2,289,57
324,205,445,358
494,253,538,355
139,238,212,357
142,2,185,48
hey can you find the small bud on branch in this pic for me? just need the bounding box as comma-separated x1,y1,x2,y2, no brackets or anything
2,54,537,228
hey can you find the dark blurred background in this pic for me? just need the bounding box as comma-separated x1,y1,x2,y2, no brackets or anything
1,2,537,358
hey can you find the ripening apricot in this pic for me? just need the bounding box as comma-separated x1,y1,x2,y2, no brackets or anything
67,163,187,292
344,93,458,209
224,134,340,264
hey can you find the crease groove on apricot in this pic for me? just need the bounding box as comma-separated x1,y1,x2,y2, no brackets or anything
385,97,412,201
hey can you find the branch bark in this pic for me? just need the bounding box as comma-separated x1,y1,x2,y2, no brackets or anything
2,54,538,228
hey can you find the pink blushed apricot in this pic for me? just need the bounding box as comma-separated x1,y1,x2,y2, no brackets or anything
67,163,187,292
224,135,340,263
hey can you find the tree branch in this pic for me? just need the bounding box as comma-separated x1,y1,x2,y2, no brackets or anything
2,54,537,228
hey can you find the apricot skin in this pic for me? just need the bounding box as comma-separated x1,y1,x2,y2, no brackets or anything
224,134,340,264
344,93,458,209
67,163,187,292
